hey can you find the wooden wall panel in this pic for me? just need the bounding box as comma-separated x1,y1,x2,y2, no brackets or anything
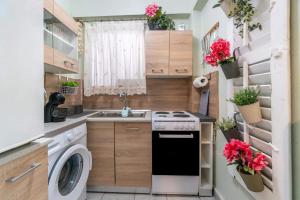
44,73,82,106
84,78,192,111
189,71,219,119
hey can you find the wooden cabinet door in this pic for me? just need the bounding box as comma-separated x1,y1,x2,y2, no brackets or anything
0,146,48,200
87,122,115,186
44,45,54,65
115,123,152,187
44,0,54,14
53,48,79,73
145,31,169,76
169,31,193,76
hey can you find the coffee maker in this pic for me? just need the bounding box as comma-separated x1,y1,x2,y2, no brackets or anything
44,92,67,123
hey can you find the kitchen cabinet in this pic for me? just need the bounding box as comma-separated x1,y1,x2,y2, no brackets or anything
145,30,193,77
0,146,48,200
86,122,152,188
169,31,193,76
145,31,170,76
115,123,152,187
43,0,79,74
87,122,115,186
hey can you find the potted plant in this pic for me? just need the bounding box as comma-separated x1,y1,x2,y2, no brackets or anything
205,38,240,79
229,87,262,124
145,3,175,30
217,116,242,142
224,139,268,192
60,81,80,95
213,0,262,37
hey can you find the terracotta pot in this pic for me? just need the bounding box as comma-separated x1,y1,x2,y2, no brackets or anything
238,168,264,192
220,0,236,18
221,126,242,142
220,61,240,79
237,101,262,124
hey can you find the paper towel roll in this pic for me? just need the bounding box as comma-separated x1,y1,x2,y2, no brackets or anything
193,76,208,88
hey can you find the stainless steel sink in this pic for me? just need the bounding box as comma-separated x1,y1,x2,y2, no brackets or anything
89,111,146,118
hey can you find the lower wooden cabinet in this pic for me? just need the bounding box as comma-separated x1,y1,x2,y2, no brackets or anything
87,122,115,186
0,146,48,200
115,123,152,187
87,122,152,188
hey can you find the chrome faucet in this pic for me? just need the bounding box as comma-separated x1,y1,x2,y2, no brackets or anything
119,92,128,109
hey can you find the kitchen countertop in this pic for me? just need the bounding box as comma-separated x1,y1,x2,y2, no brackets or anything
44,110,152,136
0,137,52,166
192,112,216,123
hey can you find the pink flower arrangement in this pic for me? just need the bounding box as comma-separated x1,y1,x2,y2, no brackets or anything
223,139,268,175
205,38,234,67
145,3,160,18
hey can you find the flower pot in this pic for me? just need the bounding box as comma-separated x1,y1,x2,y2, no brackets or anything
220,0,236,18
237,101,262,124
238,169,264,192
220,61,240,79
148,21,161,30
221,126,242,142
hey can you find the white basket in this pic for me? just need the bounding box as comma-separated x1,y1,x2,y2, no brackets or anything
60,86,79,95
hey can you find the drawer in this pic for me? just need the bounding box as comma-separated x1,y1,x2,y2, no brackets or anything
0,146,48,200
44,0,54,14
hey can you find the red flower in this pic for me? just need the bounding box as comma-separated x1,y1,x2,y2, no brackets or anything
145,3,159,18
204,38,232,67
248,153,268,172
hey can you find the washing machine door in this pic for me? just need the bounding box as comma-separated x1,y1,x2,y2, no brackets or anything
49,144,92,200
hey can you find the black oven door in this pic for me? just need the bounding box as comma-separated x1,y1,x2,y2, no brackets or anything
152,131,199,176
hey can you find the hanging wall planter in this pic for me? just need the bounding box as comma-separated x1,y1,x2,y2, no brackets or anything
217,116,242,142
238,167,264,192
220,60,240,79
237,101,262,124
229,88,262,124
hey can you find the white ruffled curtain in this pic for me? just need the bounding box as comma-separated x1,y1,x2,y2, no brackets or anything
84,21,146,96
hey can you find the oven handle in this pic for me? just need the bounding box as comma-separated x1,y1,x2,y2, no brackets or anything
159,133,194,139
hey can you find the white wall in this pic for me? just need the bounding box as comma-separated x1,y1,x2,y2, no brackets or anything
57,0,197,17
190,0,255,199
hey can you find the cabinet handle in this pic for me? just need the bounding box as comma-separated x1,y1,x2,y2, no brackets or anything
64,61,74,68
159,133,194,139
5,163,41,184
126,127,140,131
152,69,163,73
175,68,188,73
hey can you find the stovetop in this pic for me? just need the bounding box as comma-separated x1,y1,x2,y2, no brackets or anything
152,111,199,131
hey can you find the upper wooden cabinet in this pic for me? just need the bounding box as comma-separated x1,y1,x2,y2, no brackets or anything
43,0,79,74
169,31,193,76
145,30,193,77
0,146,48,200
145,31,169,76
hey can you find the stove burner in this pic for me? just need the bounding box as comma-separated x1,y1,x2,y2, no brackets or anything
173,111,184,114
156,112,170,114
173,114,190,118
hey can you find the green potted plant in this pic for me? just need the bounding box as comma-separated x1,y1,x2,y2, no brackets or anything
145,3,175,30
224,139,268,192
60,81,80,95
217,116,242,142
205,38,240,79
213,0,262,37
229,87,262,124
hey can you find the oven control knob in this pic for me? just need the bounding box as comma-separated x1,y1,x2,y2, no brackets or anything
154,124,160,129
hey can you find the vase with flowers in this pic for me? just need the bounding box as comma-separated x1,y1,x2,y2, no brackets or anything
224,139,268,192
205,38,240,79
145,3,175,30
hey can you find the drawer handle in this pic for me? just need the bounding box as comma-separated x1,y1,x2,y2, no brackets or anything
64,61,74,67
126,127,140,131
175,68,188,73
5,163,41,184
152,69,163,73
159,133,194,139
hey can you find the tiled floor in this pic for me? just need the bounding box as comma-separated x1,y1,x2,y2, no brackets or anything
87,193,216,200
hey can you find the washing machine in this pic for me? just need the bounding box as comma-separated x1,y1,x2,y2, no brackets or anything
47,123,92,200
